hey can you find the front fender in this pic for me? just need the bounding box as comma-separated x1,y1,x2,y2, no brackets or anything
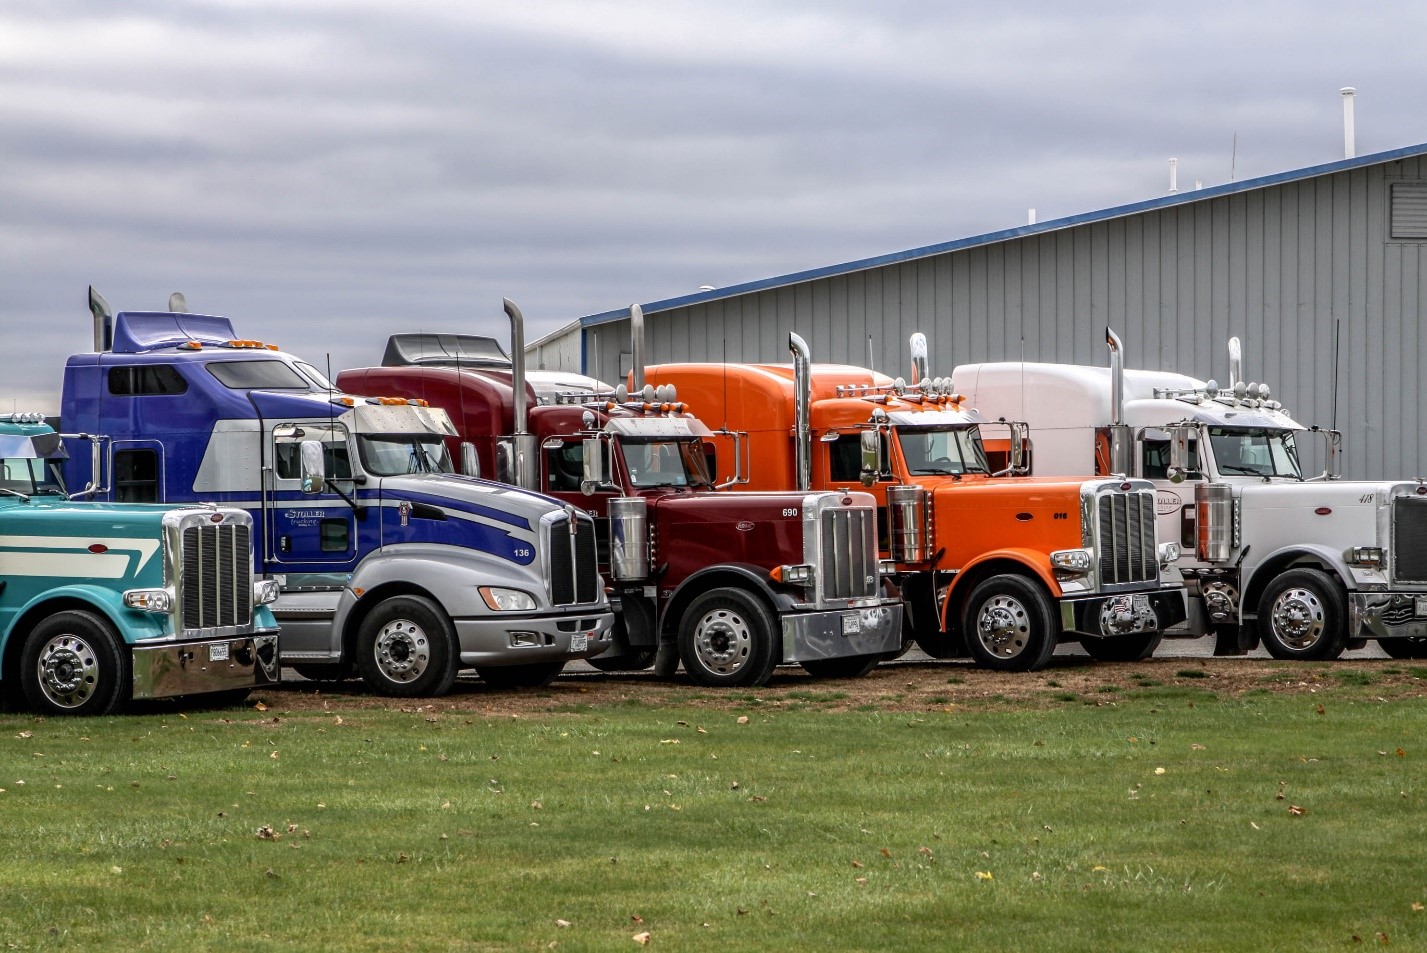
1240,544,1355,621
659,564,795,637
940,549,1060,630
1,585,169,679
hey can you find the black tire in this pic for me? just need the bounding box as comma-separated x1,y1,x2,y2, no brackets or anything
800,655,880,679
476,662,565,689
1379,638,1427,659
20,610,129,716
961,575,1059,672
1257,569,1349,661
1081,631,1163,662
289,662,355,683
587,649,658,672
354,595,458,697
677,588,779,687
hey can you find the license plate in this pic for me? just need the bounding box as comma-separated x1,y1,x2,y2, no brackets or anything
1132,593,1152,613
841,611,862,635
570,633,589,653
1415,596,1427,618
209,643,230,662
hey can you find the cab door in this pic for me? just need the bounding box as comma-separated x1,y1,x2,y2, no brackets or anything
264,423,357,568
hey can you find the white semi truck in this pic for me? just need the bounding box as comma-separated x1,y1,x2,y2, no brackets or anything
954,329,1427,661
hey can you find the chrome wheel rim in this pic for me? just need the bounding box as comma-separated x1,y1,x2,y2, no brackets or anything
975,595,1030,659
36,634,100,709
1269,587,1325,650
373,618,430,683
691,608,752,676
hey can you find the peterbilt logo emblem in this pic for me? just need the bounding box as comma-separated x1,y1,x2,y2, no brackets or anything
735,521,755,532
1155,490,1182,516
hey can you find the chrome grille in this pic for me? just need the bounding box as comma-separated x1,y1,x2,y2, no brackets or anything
1096,491,1157,590
180,523,252,630
548,515,600,605
1392,498,1427,583
819,506,877,600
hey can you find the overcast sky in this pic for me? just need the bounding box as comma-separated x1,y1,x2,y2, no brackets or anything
4,1,1424,412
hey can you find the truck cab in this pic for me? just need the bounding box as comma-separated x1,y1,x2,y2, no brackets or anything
61,293,613,696
0,414,280,715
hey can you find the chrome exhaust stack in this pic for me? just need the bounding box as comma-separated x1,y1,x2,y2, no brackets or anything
789,331,812,492
630,303,645,392
909,332,929,386
1104,327,1133,476
502,298,538,490
89,286,113,352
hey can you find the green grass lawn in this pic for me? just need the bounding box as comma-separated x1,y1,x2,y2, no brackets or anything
1,682,1424,951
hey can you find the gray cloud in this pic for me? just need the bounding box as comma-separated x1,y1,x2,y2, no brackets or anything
3,0,1424,411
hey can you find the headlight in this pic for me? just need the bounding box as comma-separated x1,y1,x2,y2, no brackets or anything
772,564,813,585
1050,549,1093,574
1347,546,1385,567
479,587,537,611
1159,541,1181,565
877,559,898,576
123,588,173,613
253,579,281,605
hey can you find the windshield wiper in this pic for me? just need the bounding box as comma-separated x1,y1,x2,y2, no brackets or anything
1219,464,1263,476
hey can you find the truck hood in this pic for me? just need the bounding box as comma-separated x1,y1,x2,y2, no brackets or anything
376,473,566,528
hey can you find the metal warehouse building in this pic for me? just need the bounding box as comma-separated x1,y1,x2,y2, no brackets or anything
532,142,1427,480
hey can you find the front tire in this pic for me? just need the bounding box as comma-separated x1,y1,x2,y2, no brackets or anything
1379,638,1427,659
20,610,129,716
677,588,779,687
354,595,458,697
962,575,1059,672
1258,569,1349,661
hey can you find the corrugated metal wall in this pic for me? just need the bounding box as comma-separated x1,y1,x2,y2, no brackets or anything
587,155,1427,479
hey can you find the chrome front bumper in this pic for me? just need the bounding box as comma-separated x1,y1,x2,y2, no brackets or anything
779,602,904,663
1060,587,1188,638
1351,591,1427,640
132,631,281,700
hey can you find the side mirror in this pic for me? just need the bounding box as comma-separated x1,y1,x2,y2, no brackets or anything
299,440,326,494
581,437,606,496
460,442,480,478
1009,422,1027,472
1168,428,1191,484
859,430,882,487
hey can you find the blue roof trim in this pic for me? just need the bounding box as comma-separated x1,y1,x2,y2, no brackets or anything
579,141,1427,329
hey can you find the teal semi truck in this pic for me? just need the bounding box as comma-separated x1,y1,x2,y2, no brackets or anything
0,413,280,715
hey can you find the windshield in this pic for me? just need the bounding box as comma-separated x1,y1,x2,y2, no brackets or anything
295,361,336,391
895,426,990,475
622,439,712,489
357,434,454,476
0,458,66,496
1207,427,1302,479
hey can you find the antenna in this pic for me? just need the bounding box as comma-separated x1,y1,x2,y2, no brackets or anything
1330,318,1341,432
867,334,874,372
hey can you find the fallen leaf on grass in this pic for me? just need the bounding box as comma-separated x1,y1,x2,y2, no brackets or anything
255,703,267,712
1154,767,1166,776
555,919,571,928
1412,902,1424,912
256,825,280,841
1191,743,1206,750
1398,748,1407,759
1288,805,1307,817
850,860,864,869
736,716,749,725
632,931,651,945
855,877,868,886
918,847,933,857
880,848,891,859
975,871,994,881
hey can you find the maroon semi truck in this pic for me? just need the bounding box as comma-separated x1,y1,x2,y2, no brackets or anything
336,301,903,687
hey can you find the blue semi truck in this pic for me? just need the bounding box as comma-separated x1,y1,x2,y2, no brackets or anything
60,290,613,697
0,413,280,715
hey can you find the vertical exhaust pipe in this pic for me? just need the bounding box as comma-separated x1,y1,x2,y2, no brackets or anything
789,332,812,491
1227,336,1242,388
909,333,929,385
502,298,535,490
89,286,113,352
1106,327,1125,425
629,303,645,391
1104,326,1132,476
1341,87,1356,159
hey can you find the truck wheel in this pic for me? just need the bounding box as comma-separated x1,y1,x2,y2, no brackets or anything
20,610,129,716
1379,638,1427,659
1081,631,1163,662
962,575,1059,672
677,588,779,687
800,655,879,679
354,596,458,697
1258,569,1349,661
477,662,565,689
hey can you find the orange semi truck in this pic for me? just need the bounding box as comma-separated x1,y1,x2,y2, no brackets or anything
645,334,1187,671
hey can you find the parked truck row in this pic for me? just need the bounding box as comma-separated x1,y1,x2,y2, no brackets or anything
2,288,1405,716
